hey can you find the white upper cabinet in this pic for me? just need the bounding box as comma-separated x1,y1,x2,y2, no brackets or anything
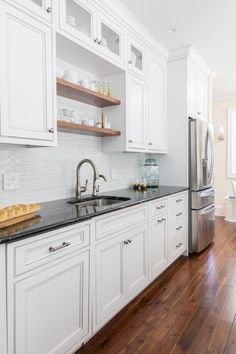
10,0,52,22
188,61,209,121
59,0,124,67
96,12,124,66
147,52,167,153
127,35,146,78
0,2,55,146
59,0,96,47
126,74,146,150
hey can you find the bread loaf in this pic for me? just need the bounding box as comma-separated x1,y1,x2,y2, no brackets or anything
0,204,41,223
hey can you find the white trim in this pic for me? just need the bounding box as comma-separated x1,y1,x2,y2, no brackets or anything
213,94,236,101
227,108,236,178
215,205,225,216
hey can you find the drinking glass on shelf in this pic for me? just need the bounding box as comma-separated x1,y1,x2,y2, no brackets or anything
102,81,108,96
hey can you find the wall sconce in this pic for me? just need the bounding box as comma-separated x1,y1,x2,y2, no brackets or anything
218,125,225,141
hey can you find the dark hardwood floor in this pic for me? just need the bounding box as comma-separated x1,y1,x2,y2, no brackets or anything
76,217,236,354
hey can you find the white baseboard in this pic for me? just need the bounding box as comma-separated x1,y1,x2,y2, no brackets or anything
215,205,225,216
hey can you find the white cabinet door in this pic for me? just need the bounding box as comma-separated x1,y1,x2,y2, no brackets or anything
125,224,148,299
147,53,167,153
9,251,90,354
0,2,55,144
189,64,209,121
59,0,96,48
97,12,124,66
196,72,208,121
95,234,125,327
127,36,145,78
11,0,52,22
150,216,168,280
188,66,197,118
127,74,146,150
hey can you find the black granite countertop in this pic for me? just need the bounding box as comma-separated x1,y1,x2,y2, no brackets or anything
0,186,188,244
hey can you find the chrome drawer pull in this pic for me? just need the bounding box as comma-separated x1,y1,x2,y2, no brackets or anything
176,212,183,217
176,226,183,231
158,219,163,223
49,241,71,253
128,239,132,243
124,240,129,245
176,244,181,248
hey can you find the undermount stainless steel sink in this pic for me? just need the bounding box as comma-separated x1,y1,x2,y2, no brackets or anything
67,196,130,208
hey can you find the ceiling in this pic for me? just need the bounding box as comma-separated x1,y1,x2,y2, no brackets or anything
120,0,236,98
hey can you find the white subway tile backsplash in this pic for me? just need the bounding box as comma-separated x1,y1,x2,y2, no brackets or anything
0,132,143,208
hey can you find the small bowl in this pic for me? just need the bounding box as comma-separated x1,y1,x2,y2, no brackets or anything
82,119,94,127
57,67,65,79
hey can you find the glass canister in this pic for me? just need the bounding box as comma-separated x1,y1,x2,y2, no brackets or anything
142,158,159,188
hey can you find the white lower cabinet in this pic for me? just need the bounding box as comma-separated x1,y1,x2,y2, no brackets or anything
168,207,188,263
95,233,125,326
7,222,91,354
94,223,148,329
8,251,90,354
125,224,148,299
4,192,188,353
150,214,168,281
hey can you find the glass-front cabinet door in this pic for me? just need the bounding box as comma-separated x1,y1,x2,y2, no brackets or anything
127,36,146,78
97,13,124,66
12,0,52,21
60,0,96,47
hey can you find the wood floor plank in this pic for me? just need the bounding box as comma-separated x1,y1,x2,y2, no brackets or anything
206,320,232,354
75,217,236,354
223,314,236,354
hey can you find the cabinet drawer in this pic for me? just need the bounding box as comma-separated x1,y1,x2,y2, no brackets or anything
169,192,188,211
150,198,167,217
169,207,187,228
168,226,186,263
8,223,90,277
96,205,148,240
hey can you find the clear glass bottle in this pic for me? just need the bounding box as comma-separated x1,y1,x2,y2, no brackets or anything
142,158,159,188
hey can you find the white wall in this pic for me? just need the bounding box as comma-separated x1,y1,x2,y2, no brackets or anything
212,96,236,215
0,132,144,208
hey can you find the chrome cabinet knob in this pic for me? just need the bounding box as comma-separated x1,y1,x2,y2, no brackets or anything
46,7,52,13
128,60,133,64
49,128,54,133
128,139,133,143
148,142,152,146
124,240,129,245
128,239,132,243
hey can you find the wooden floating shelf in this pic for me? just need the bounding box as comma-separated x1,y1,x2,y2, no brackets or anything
57,120,121,137
57,78,121,108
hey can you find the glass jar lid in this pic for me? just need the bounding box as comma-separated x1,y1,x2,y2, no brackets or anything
144,158,157,166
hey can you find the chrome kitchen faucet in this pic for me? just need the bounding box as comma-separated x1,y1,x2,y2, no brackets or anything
75,159,107,198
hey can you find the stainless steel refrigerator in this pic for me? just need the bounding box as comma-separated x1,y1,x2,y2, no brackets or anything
189,117,215,253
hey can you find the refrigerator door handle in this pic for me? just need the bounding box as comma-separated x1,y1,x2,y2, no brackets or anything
199,188,215,198
206,126,214,184
199,204,215,215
